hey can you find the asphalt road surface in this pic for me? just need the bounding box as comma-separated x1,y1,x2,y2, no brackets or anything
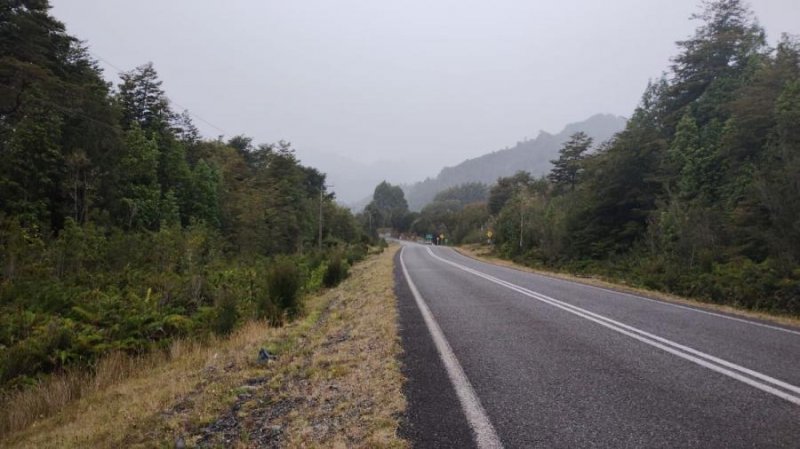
395,243,800,448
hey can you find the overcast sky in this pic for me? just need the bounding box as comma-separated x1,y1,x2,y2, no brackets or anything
51,0,799,200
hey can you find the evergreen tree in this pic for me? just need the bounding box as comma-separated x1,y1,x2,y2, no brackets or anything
118,62,174,136
667,0,766,127
114,125,162,229
548,132,593,192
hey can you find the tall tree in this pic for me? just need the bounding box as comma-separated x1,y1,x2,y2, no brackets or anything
667,0,766,127
118,62,174,136
367,181,409,230
548,132,593,192
0,0,121,228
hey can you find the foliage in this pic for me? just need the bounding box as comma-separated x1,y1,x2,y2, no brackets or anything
0,2,366,389
323,255,349,288
362,181,411,233
433,182,489,205
426,0,800,315
548,132,592,192
267,258,303,319
488,171,532,215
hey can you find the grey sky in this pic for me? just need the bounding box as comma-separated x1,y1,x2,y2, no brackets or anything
51,0,799,202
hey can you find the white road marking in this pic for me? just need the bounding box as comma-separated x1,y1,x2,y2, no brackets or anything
400,247,504,449
426,247,800,406
448,248,800,337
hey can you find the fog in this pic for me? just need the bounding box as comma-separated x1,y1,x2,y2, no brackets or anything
51,0,799,203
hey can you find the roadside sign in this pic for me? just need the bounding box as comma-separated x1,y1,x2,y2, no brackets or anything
487,231,493,238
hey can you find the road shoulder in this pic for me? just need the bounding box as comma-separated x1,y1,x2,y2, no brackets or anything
394,248,477,449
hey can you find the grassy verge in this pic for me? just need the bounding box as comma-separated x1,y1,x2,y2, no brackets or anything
456,244,800,329
1,245,407,449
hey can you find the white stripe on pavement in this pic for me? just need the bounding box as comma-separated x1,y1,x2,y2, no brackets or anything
447,248,800,337
400,247,504,449
426,247,800,406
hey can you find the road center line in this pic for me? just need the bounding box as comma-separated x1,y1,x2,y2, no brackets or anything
448,248,800,337
400,247,504,449
425,247,800,406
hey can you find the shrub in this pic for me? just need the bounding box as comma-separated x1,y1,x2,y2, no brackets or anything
213,289,238,336
322,256,349,288
346,244,368,265
267,259,302,318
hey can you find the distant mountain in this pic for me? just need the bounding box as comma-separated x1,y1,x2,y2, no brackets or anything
402,113,627,210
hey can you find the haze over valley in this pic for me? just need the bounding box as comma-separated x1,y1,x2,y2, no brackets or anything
3,1,800,448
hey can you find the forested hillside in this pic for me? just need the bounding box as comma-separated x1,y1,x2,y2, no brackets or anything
403,113,626,210
0,1,364,390
432,0,800,314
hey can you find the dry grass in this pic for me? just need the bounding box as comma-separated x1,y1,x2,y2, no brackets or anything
274,245,406,448
456,244,800,329
1,246,407,449
0,350,170,439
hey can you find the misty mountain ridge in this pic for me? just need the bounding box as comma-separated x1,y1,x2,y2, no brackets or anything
402,113,627,210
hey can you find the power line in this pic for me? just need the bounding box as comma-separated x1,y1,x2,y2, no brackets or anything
90,51,229,136
13,10,231,137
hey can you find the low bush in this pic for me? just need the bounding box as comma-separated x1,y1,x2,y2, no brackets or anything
323,256,349,288
346,243,368,265
214,289,239,336
267,258,303,319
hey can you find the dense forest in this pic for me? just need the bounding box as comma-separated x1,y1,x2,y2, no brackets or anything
0,1,366,389
417,0,800,314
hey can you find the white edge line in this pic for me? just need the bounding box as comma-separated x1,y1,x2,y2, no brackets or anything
400,246,504,449
447,248,800,337
426,247,800,406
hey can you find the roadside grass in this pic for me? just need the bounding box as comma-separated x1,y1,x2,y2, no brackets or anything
1,245,407,449
456,244,800,329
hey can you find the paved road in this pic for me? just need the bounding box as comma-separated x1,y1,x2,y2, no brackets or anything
396,243,800,448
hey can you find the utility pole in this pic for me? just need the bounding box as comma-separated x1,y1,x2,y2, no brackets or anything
318,184,333,252
519,196,526,249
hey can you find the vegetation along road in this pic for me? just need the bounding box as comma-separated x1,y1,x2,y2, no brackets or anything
397,242,800,448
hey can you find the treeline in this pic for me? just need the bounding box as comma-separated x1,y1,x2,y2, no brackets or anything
406,0,800,314
360,180,490,245
0,2,365,388
482,0,800,314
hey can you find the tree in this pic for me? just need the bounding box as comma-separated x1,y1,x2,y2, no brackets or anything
488,171,532,215
433,182,489,207
667,0,766,127
0,1,122,229
756,79,800,264
366,181,409,230
668,112,721,201
113,125,162,229
187,160,221,226
118,62,174,136
548,132,592,192
566,101,667,257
